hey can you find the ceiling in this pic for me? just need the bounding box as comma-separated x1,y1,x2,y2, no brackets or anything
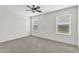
25,5,73,16
7,5,74,16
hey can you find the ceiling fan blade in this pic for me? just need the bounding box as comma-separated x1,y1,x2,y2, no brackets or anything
35,6,40,9
36,10,42,13
26,5,32,9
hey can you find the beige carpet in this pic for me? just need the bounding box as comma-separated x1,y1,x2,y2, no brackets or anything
0,36,79,53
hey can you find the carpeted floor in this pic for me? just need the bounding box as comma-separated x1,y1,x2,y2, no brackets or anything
0,36,79,53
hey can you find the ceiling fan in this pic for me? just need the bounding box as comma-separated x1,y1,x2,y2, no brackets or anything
25,5,42,13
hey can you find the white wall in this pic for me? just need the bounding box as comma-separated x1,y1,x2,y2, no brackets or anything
0,5,30,42
31,6,78,45
78,6,79,47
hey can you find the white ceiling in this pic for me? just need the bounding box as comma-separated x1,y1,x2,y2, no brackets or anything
8,5,74,16
25,5,74,16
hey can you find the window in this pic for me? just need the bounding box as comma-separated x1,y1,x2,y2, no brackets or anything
56,14,71,35
33,25,38,30
32,20,38,31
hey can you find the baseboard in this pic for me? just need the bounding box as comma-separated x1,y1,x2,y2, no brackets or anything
0,34,30,43
31,35,78,47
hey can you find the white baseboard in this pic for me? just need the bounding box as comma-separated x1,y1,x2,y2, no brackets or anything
31,34,77,46
0,34,30,42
